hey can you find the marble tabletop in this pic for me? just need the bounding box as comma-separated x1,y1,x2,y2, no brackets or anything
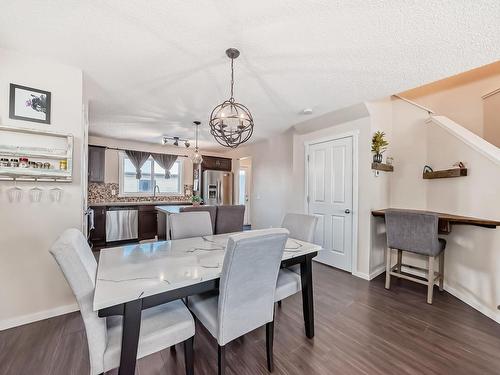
93,232,321,311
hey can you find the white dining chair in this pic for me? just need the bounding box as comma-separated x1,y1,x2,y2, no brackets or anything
188,228,289,375
170,211,213,240
49,228,195,375
275,213,318,305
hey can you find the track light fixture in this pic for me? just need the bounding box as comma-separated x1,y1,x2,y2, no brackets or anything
162,135,191,148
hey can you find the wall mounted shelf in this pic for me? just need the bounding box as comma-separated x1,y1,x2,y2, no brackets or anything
423,168,467,179
371,162,394,172
0,126,73,182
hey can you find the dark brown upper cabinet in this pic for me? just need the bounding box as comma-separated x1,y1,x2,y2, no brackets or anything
88,145,106,183
201,155,232,172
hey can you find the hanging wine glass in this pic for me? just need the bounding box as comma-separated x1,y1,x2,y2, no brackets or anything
30,186,43,203
8,181,23,203
50,187,63,202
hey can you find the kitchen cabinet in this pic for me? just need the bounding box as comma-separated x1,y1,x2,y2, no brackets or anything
88,145,105,183
201,155,232,172
89,206,106,249
88,204,161,248
138,205,158,241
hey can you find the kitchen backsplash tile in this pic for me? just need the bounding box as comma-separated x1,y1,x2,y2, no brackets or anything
88,183,193,204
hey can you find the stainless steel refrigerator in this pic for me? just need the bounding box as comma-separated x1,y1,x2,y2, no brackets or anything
202,170,233,205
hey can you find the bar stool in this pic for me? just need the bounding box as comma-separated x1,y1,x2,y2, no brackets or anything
384,209,446,304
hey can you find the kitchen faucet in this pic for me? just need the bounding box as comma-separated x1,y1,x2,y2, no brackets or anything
154,184,160,197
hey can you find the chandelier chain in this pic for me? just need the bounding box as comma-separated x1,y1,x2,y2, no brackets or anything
230,57,235,100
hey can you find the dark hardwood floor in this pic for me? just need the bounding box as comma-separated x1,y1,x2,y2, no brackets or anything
1,262,500,375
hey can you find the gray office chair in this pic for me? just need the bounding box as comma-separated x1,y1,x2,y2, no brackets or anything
275,213,318,306
170,211,213,240
384,209,446,304
188,228,289,375
49,229,195,375
215,205,245,234
180,205,217,233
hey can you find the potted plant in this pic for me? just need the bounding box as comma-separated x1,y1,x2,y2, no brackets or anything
191,194,202,206
371,131,389,163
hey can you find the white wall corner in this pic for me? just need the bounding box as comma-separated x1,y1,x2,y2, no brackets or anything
369,264,386,280
443,284,500,325
351,265,385,281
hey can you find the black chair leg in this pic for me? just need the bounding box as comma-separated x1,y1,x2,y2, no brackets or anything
184,336,194,375
218,344,226,375
266,320,274,372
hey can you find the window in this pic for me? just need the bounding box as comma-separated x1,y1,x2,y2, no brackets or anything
119,153,183,196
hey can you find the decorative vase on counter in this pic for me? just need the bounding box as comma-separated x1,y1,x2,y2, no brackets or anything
373,153,383,163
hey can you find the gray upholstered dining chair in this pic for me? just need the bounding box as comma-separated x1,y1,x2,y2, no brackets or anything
180,205,217,232
215,205,245,234
384,209,446,304
188,228,289,375
49,228,195,375
275,213,318,306
170,211,213,240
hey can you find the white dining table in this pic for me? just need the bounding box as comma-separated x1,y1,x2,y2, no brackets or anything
94,231,320,375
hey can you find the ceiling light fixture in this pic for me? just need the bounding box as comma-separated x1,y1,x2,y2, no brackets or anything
209,48,254,148
162,135,190,147
190,121,203,165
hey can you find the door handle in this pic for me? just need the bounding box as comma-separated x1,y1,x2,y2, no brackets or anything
345,209,351,214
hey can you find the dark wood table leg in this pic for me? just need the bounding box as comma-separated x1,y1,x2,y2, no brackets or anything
119,299,143,375
300,254,315,338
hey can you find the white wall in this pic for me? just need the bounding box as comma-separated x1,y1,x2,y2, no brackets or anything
426,121,500,322
401,62,500,140
226,130,294,229
365,99,393,276
370,97,500,323
0,49,85,329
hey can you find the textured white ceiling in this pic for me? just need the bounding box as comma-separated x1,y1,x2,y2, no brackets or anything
1,1,499,150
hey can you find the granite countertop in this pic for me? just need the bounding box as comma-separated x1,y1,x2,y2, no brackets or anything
89,201,192,207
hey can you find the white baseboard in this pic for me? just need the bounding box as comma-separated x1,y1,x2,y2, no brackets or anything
443,284,500,325
352,265,385,281
370,265,500,324
351,271,370,280
0,303,79,331
369,265,386,280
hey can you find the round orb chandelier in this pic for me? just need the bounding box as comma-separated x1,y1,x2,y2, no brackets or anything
209,48,254,148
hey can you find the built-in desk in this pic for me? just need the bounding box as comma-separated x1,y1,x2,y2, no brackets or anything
372,208,500,234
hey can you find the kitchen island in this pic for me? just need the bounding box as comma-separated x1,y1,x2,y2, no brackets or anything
155,205,192,240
